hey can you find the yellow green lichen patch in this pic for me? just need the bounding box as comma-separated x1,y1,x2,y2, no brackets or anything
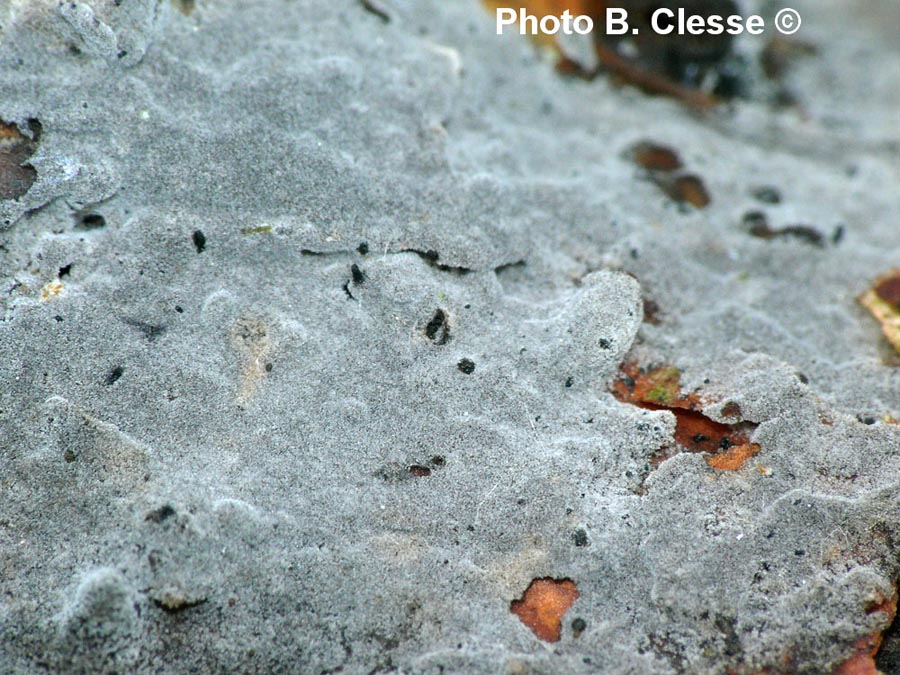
171,0,196,16
639,366,683,406
859,269,900,353
613,362,700,411
240,225,273,235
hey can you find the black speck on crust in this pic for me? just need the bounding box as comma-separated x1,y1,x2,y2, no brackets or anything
425,309,450,345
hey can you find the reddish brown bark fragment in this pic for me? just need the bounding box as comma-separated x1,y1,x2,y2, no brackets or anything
860,270,900,354
613,363,760,471
631,142,683,172
722,402,743,419
643,298,662,325
875,274,900,310
0,120,40,200
664,174,711,209
627,142,713,209
481,1,723,109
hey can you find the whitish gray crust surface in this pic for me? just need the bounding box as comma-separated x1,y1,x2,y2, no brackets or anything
2,0,900,673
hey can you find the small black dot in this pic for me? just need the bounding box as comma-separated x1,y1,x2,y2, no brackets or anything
572,618,587,637
357,242,369,255
58,263,73,278
573,528,589,547
598,338,611,349
565,376,574,388
265,363,273,372
425,309,449,344
175,305,184,313
351,263,365,284
752,186,782,204
76,213,105,229
192,230,206,253
105,366,124,385
124,319,166,342
145,505,176,523
832,225,845,245
743,210,769,228
457,358,475,374
343,281,355,301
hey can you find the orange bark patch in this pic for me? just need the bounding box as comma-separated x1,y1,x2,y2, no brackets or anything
832,589,898,675
614,362,700,410
510,577,579,642
833,636,882,675
613,363,760,471
706,443,761,471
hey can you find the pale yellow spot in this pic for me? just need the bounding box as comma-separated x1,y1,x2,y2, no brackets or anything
40,280,63,302
232,317,272,404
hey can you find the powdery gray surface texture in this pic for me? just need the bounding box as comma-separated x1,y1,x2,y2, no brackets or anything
2,0,900,673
